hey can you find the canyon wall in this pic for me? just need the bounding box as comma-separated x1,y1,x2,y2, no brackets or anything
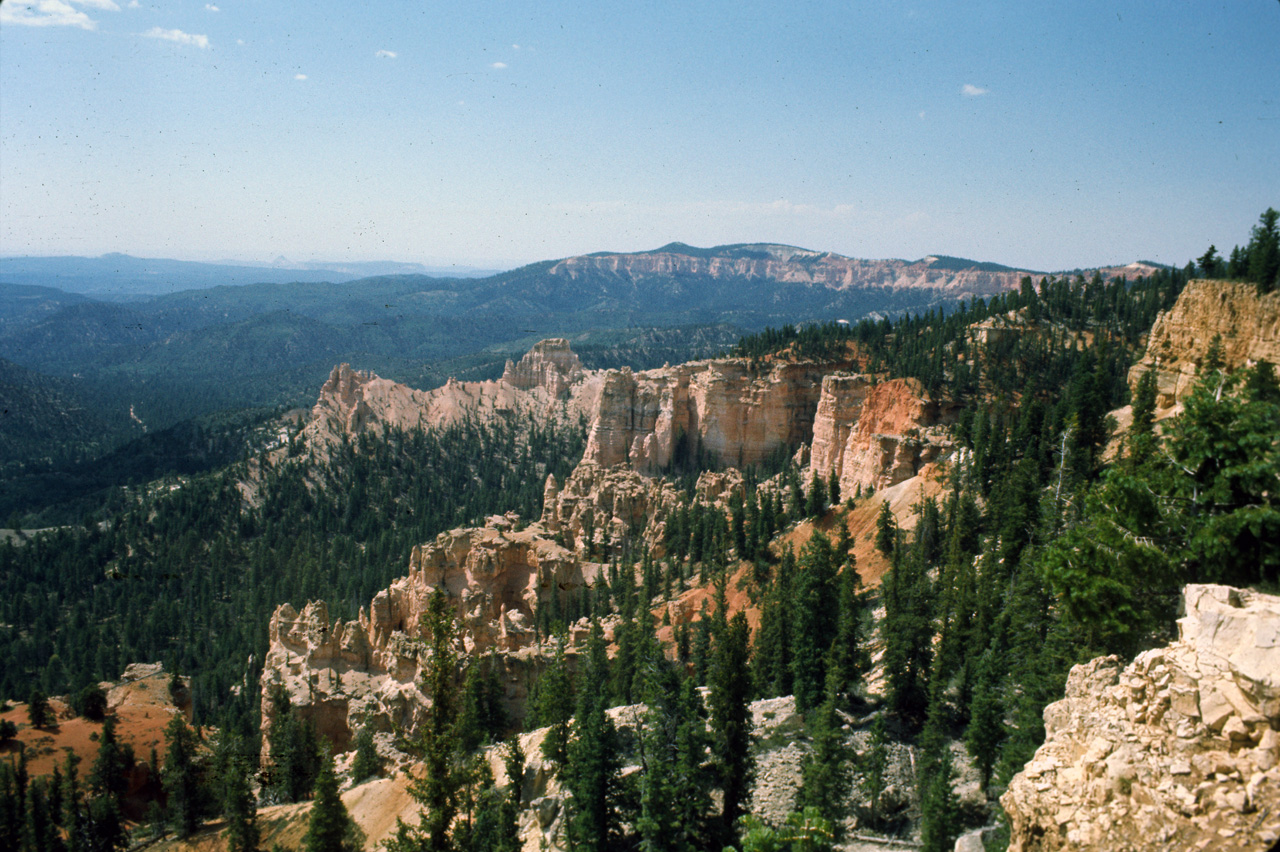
808,374,956,496
264,337,959,761
581,358,837,472
1002,584,1280,851
1127,279,1280,409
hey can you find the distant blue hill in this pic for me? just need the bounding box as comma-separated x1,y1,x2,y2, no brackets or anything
0,254,499,299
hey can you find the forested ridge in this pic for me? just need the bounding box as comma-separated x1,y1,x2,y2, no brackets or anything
1,214,1278,852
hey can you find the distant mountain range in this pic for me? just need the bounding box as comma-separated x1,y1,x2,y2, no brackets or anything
0,253,500,299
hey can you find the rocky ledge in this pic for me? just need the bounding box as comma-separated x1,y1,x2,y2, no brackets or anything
1002,584,1280,851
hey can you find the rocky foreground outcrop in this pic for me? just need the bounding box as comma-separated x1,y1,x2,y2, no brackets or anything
1127,279,1280,410
1002,584,1280,851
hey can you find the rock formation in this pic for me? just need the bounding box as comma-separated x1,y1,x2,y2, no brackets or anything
262,334,967,774
540,463,684,557
302,340,605,454
1127,279,1280,410
581,358,839,472
261,516,597,760
501,337,585,398
808,375,956,496
1002,584,1280,851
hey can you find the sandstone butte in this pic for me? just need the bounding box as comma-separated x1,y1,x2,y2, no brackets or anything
243,277,1277,851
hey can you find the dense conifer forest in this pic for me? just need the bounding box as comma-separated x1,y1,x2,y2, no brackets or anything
0,414,586,729
1,213,1278,851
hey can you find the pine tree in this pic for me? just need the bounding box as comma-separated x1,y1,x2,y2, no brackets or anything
222,734,260,852
637,647,711,852
531,637,573,774
798,667,852,831
1128,367,1159,466
792,532,839,713
881,546,934,729
918,745,960,852
494,738,524,852
1247,207,1280,291
859,713,889,831
388,587,466,852
87,713,134,852
303,750,363,852
874,501,897,557
564,622,624,852
805,470,826,518
709,612,754,848
964,649,1005,792
162,714,205,839
350,722,381,784
752,546,795,698
264,686,322,804
831,554,871,697
27,689,52,729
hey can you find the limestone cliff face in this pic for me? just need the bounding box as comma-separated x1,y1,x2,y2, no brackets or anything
549,246,1158,298
302,341,604,454
808,375,955,496
582,358,836,472
1002,584,1280,851
261,516,596,761
1127,279,1280,409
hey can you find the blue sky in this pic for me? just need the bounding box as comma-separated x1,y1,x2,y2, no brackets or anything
2,1,1277,270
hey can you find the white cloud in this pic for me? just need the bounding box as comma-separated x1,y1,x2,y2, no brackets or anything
961,83,989,97
127,0,139,7
512,43,520,49
376,49,397,59
204,4,219,10
145,27,210,47
919,110,926,119
294,73,307,81
0,0,115,29
490,61,507,69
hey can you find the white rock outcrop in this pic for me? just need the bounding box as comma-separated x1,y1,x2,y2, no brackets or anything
1002,584,1280,851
